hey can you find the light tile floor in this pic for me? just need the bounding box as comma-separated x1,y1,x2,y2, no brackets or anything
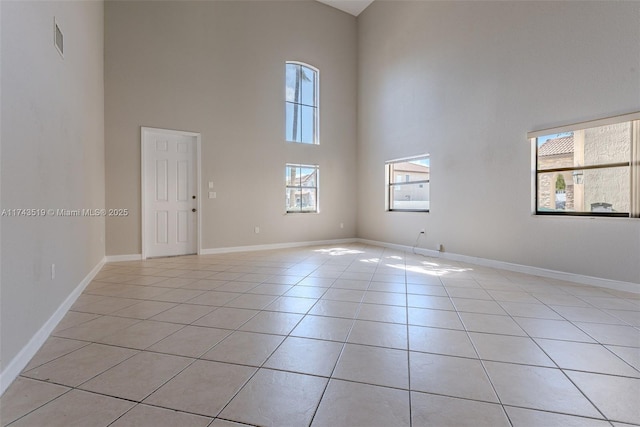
1,243,639,426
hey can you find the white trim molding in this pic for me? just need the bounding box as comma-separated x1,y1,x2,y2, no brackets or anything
200,238,357,255
528,111,640,139
3,236,637,398
0,257,106,395
357,239,639,294
105,254,143,263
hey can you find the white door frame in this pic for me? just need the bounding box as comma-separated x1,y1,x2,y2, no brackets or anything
141,126,202,259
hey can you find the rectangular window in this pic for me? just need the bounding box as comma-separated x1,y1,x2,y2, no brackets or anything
530,112,640,217
386,155,430,212
286,164,319,213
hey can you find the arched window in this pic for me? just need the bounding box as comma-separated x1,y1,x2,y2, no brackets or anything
285,62,318,144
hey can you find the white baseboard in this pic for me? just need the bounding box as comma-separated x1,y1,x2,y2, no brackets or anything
109,240,357,261
4,238,634,398
357,238,639,294
105,254,142,262
0,257,106,396
200,238,358,255
106,240,357,261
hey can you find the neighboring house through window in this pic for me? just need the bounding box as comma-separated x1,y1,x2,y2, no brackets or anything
531,112,640,217
285,62,318,144
386,155,430,212
286,164,319,213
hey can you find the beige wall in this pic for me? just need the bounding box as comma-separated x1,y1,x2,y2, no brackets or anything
357,1,640,284
1,1,105,369
105,0,358,255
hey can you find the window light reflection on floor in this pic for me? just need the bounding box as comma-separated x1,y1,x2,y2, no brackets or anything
386,262,473,276
313,247,365,256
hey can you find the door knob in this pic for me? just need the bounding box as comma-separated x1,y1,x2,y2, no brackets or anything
192,195,196,199
192,208,196,212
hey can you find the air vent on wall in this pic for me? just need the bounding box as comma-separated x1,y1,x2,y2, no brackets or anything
54,17,63,58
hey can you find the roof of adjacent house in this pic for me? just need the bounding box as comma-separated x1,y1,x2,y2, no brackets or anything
393,163,430,173
538,136,574,156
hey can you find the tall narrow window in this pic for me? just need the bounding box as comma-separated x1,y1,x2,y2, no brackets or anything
286,62,318,144
286,164,319,213
386,155,430,212
530,112,640,217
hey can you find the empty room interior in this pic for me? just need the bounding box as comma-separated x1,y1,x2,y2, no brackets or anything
1,0,640,426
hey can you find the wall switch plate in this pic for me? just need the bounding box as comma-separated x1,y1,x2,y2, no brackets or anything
254,226,260,234
208,181,214,189
209,191,216,199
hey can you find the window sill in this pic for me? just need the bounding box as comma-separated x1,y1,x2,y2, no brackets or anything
387,210,430,213
532,212,637,220
285,211,320,215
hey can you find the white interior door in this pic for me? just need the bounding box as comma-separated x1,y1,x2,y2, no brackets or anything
142,128,198,258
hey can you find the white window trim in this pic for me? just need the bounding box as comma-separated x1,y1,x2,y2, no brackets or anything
528,111,640,139
285,61,319,145
285,163,319,214
529,111,640,218
385,154,430,212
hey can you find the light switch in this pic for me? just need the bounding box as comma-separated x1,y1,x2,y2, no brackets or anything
209,192,216,199
208,181,214,189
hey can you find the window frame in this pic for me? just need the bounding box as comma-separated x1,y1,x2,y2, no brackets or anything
386,155,430,213
285,61,319,145
285,163,319,214
529,112,640,218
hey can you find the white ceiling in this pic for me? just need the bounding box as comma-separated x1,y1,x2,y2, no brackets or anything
316,0,374,16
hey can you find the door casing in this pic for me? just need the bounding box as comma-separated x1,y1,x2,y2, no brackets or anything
141,126,201,259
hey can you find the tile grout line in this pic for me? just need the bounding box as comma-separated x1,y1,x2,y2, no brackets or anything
404,251,414,427
481,282,613,422
439,276,515,427
305,254,369,427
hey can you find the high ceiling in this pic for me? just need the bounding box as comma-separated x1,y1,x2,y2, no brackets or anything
315,0,374,16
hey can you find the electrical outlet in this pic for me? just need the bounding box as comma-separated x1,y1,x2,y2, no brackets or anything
438,244,444,252
254,226,260,234
340,222,344,229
